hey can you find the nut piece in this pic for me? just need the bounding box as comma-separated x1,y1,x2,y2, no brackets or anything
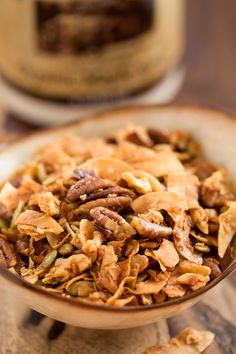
75,195,132,214
67,173,133,214
121,170,164,194
0,237,17,267
67,176,113,202
177,260,211,276
76,186,134,205
90,207,136,240
203,258,221,280
131,216,172,239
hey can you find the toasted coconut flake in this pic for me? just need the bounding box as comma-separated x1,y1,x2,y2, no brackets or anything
29,192,60,216
107,276,134,305
132,191,187,214
173,213,203,264
43,254,91,284
200,169,235,207
133,279,167,295
16,210,63,241
95,245,120,294
2,177,44,214
0,182,17,209
149,239,179,270
131,254,149,273
132,150,184,177
82,230,103,262
79,157,134,183
71,219,94,248
177,260,211,276
114,141,184,177
176,273,210,290
144,327,214,354
218,201,236,258
167,172,200,209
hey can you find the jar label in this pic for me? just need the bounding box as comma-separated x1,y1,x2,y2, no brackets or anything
0,0,185,100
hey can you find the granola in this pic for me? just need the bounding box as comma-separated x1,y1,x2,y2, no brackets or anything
0,124,235,306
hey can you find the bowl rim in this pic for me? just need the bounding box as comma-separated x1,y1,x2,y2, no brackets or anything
1,104,236,313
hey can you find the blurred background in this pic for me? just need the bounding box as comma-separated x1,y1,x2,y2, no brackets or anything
0,0,235,133
176,0,236,113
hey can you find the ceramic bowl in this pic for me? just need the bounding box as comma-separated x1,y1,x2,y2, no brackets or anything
0,105,235,329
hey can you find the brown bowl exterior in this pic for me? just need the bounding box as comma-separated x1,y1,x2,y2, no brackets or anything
0,105,235,329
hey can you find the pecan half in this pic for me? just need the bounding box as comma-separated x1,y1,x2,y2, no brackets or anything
67,175,113,202
75,195,132,214
131,216,172,239
76,186,134,206
0,237,17,267
90,207,136,240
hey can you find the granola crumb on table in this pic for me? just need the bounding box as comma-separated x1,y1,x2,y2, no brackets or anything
0,124,235,306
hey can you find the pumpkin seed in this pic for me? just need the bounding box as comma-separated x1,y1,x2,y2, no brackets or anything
194,242,211,253
36,279,47,287
11,200,24,228
58,243,73,256
190,231,209,244
70,224,79,233
65,223,76,237
67,281,94,297
0,218,9,229
141,294,153,305
42,249,58,269
137,274,147,283
10,200,25,228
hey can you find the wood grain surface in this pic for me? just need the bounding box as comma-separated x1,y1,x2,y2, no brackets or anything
0,1,235,353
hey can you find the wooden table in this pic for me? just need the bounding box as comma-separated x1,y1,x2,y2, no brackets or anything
0,1,236,353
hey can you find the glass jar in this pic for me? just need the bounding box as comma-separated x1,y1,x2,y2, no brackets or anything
0,0,185,124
